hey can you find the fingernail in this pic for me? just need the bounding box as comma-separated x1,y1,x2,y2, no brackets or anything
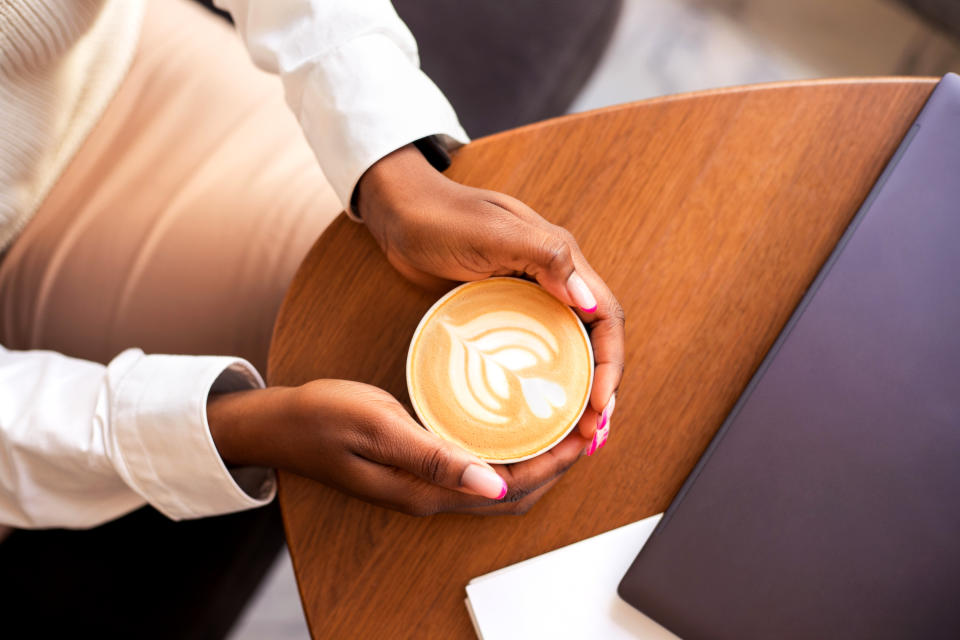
597,419,611,451
586,431,600,456
566,272,597,313
600,393,616,425
462,464,507,500
593,394,614,437
590,395,615,455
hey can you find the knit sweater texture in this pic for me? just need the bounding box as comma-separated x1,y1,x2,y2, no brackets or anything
0,0,144,251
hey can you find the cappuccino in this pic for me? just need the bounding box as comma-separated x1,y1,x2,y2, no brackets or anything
407,278,593,463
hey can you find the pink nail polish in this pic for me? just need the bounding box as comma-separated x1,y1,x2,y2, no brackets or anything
596,412,608,432
586,432,599,456
592,404,612,452
566,273,598,313
600,394,616,427
462,464,507,499
598,425,610,450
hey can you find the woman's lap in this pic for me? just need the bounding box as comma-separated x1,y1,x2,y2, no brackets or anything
0,0,342,634
0,0,342,373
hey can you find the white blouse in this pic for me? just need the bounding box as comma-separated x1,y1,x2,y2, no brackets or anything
0,0,468,529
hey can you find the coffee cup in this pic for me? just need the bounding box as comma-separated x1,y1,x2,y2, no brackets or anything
406,277,594,463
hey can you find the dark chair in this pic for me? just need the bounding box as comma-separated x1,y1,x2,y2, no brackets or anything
393,0,622,137
898,0,960,39
193,0,623,137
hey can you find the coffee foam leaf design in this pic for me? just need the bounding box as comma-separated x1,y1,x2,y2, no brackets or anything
443,311,568,424
520,377,567,419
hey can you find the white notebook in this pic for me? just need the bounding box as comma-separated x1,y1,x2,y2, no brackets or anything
465,514,680,640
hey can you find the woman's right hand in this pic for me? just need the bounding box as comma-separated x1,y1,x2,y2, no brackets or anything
207,380,589,516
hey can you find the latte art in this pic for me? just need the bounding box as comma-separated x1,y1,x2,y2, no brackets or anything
407,278,594,463
443,311,569,424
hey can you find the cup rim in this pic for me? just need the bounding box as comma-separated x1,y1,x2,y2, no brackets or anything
406,277,595,464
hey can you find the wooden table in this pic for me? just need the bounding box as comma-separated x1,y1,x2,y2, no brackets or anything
267,78,937,639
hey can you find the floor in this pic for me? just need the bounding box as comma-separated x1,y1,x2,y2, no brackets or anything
228,1,959,638
570,0,960,113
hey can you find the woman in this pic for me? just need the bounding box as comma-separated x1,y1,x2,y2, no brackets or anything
0,0,624,635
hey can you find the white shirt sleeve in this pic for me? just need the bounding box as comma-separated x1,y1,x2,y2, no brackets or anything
0,345,275,529
213,0,470,215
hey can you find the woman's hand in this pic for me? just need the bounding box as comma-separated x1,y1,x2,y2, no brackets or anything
207,380,589,516
356,145,624,450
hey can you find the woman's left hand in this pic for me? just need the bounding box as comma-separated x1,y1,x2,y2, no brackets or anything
356,144,624,451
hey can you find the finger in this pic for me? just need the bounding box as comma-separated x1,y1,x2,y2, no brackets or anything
367,429,587,516
494,196,600,312
328,457,483,517
454,476,562,516
361,410,509,500
576,405,601,439
568,254,624,415
594,406,612,454
584,395,613,456
494,429,589,499
478,203,596,312
587,329,622,419
366,468,562,518
407,429,588,514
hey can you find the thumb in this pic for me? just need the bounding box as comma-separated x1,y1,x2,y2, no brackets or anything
378,414,508,500
484,215,598,313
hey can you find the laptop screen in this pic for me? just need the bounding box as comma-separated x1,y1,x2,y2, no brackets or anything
618,73,960,640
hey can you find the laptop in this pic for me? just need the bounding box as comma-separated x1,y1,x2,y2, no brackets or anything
618,73,960,640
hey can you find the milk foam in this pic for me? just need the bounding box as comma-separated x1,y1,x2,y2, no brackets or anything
443,311,568,425
408,278,593,462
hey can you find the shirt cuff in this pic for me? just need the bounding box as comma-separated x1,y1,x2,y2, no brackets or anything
291,31,470,220
106,350,275,520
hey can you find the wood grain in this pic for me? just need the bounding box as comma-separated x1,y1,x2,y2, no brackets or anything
267,78,937,639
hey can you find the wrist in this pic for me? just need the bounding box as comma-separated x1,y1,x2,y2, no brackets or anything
207,387,290,469
355,143,440,228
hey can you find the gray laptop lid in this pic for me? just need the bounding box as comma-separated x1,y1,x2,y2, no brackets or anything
618,73,960,640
